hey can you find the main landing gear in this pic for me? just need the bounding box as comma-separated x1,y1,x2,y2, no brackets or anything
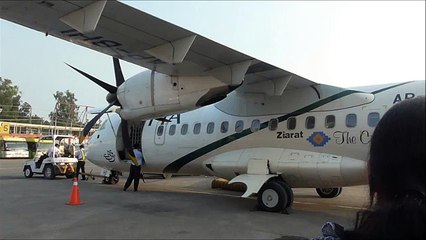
315,187,342,198
257,179,293,213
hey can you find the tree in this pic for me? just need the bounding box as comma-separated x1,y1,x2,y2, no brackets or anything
0,77,22,120
19,102,31,118
49,90,82,127
0,77,49,124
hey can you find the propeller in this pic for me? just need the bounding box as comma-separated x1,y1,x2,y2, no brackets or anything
68,57,138,165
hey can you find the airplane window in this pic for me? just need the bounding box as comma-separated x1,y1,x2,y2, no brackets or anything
156,125,164,136
305,116,315,129
251,119,260,132
220,121,229,133
346,114,357,128
207,122,215,134
368,112,380,127
181,124,188,135
235,120,244,133
287,117,296,130
193,123,201,135
269,118,278,131
325,115,335,129
169,125,176,136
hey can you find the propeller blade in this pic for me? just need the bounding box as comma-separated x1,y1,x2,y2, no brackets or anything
113,57,125,87
81,101,116,139
121,119,139,166
66,63,117,94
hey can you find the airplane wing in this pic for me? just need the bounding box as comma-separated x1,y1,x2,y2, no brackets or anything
0,0,315,91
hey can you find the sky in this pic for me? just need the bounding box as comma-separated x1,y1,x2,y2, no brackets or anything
0,1,425,121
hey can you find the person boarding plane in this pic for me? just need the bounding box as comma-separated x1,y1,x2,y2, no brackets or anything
1,1,424,212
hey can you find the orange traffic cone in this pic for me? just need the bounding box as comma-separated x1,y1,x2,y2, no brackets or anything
66,177,83,205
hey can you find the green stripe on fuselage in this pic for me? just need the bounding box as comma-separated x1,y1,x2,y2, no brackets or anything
163,90,359,173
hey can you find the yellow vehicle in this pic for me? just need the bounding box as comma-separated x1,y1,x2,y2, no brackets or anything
0,136,30,159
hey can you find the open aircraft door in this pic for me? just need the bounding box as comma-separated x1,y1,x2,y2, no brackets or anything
154,122,168,145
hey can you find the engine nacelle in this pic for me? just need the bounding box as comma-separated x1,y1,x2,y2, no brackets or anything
116,70,231,120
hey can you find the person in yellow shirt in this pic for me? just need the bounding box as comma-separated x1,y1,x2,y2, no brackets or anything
75,144,86,180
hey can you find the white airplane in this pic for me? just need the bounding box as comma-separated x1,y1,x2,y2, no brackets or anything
1,1,424,213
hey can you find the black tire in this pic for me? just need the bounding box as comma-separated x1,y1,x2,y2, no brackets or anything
66,174,74,179
276,181,294,209
315,187,341,198
337,187,343,197
111,171,119,184
102,171,119,184
111,175,119,184
257,181,288,212
43,165,55,180
104,175,119,184
24,166,33,178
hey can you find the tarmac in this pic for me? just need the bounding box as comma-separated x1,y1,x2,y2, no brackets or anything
0,159,369,239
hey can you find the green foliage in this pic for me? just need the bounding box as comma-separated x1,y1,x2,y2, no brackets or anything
0,77,22,120
0,77,49,124
49,90,83,127
1,78,83,127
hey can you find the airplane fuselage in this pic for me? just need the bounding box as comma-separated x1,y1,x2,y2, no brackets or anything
86,80,425,188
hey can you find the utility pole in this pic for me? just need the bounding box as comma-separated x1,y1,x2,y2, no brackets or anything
29,106,32,124
76,104,94,138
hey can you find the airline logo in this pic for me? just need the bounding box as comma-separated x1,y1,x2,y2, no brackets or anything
307,132,331,147
103,150,116,162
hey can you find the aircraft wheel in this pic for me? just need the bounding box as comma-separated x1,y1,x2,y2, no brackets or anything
337,187,343,197
276,181,294,208
24,166,33,178
257,181,288,212
111,175,119,184
102,171,119,184
43,165,55,180
316,187,342,198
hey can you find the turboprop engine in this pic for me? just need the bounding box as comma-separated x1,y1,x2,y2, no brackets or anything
68,57,250,163
116,70,233,121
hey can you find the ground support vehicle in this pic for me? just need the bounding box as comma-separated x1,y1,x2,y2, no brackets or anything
23,135,78,179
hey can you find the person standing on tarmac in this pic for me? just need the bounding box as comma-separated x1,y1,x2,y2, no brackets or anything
75,144,86,180
123,143,143,192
